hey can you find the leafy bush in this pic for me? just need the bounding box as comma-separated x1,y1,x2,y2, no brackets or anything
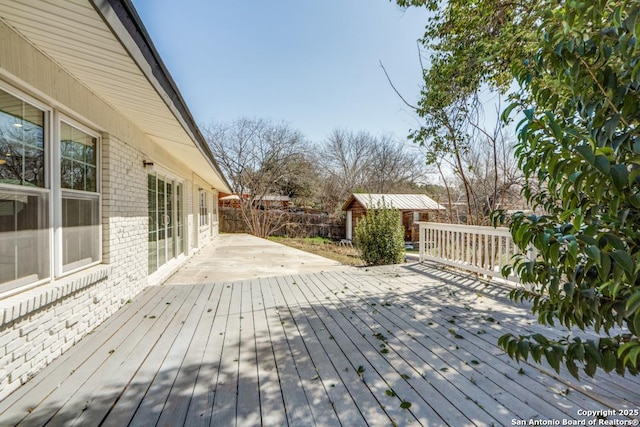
355,199,405,265
496,1,640,378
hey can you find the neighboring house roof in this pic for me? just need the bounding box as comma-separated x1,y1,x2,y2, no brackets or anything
0,0,231,193
343,193,446,211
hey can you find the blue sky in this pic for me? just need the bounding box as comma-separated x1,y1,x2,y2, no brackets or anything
131,1,430,144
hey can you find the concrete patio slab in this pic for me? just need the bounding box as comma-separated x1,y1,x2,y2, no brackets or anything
166,233,347,284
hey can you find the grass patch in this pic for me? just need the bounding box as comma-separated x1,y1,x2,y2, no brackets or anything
268,236,365,266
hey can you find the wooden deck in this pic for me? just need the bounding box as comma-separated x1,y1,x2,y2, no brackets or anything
1,263,639,426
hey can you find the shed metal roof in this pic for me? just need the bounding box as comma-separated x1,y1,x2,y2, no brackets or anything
343,193,445,211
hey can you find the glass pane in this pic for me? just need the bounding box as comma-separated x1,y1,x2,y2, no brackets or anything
86,165,97,192
199,191,207,226
166,182,173,239
148,231,157,274
0,189,49,289
60,122,97,192
166,182,174,259
0,89,45,187
158,179,166,266
158,238,166,266
158,179,165,241
148,174,157,273
62,195,99,272
176,183,183,254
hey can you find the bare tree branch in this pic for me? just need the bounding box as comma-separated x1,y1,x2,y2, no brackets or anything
379,61,418,111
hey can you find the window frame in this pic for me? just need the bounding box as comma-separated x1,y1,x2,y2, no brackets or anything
199,189,209,229
211,190,218,224
55,115,102,277
0,83,53,295
147,170,185,276
0,81,102,297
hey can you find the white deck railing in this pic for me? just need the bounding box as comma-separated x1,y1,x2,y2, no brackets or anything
417,222,521,283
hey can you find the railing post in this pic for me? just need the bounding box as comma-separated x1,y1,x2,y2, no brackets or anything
419,222,425,262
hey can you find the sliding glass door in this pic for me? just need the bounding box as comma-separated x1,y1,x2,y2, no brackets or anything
148,174,183,274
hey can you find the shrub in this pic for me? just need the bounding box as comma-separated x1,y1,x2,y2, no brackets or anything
355,199,405,265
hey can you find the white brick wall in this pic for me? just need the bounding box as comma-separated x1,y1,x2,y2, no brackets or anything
0,134,215,400
0,15,226,400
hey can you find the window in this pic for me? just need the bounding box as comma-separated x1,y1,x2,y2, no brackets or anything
211,191,218,223
0,88,49,292
199,190,208,227
60,122,100,273
148,173,183,274
0,85,100,295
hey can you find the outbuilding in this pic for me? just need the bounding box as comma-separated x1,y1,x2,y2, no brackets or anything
342,193,445,242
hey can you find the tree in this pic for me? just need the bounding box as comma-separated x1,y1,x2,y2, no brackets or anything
497,0,640,378
387,0,536,224
397,0,640,377
318,129,375,213
318,129,428,213
203,118,309,237
395,0,538,101
463,115,525,221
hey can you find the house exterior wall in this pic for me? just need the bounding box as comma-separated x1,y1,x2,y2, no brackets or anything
0,19,220,399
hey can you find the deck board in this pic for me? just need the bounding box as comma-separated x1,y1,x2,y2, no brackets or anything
0,285,164,424
375,266,640,409
209,281,243,426
334,268,621,417
13,286,182,427
340,266,638,421
302,271,475,426
181,282,234,427
154,282,222,427
235,281,261,427
251,279,288,426
102,284,207,427
56,285,195,427
3,263,639,427
271,275,342,426
274,275,366,427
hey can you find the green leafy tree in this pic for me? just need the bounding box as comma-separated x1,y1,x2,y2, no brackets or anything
355,199,405,265
497,0,640,378
394,0,538,224
397,0,640,377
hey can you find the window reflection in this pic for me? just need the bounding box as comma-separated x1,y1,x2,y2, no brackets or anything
0,90,45,187
60,123,97,192
0,89,49,291
0,190,49,287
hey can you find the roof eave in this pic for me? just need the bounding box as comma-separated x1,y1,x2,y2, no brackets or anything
90,0,231,193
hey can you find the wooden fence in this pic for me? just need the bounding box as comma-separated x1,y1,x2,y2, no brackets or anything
219,207,346,239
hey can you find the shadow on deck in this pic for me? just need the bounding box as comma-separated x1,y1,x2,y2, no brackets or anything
1,262,639,426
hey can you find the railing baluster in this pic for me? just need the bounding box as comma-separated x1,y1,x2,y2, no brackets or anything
415,221,519,284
